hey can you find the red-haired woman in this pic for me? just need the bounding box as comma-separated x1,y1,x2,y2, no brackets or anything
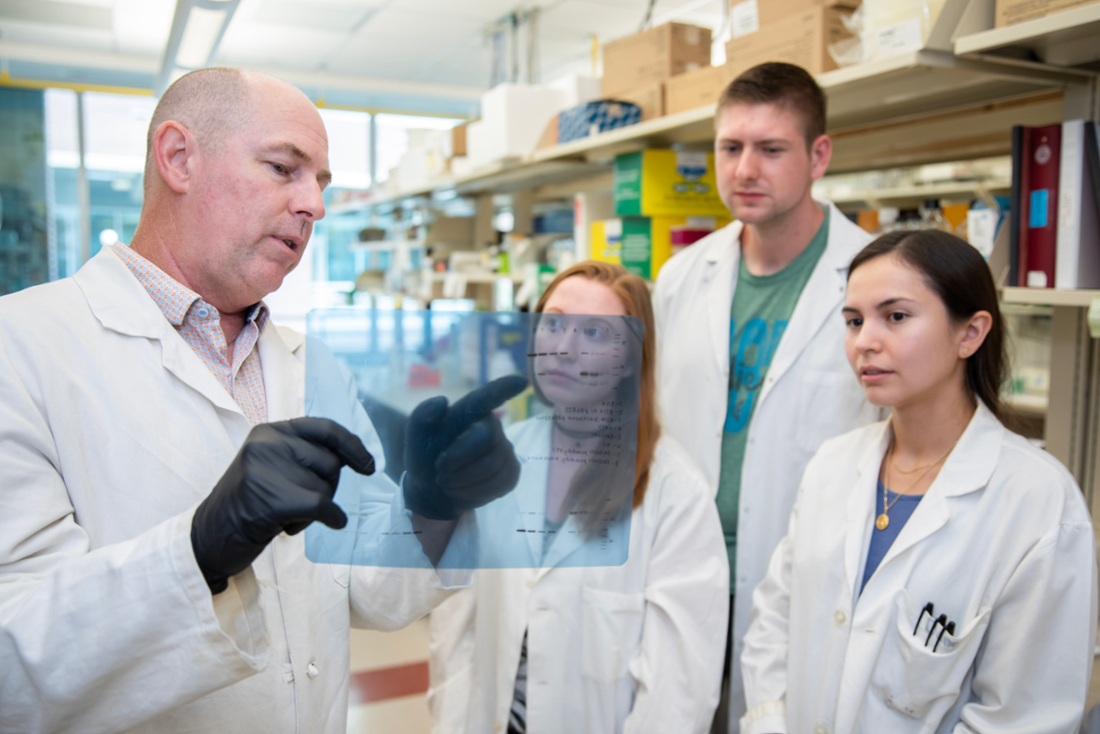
428,261,729,734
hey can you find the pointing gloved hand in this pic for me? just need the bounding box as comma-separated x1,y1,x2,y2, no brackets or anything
191,417,376,594
403,374,528,521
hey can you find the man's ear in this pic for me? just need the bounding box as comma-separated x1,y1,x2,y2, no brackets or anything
152,120,196,194
810,133,832,181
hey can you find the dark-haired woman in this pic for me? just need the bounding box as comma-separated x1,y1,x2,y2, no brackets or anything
428,262,729,734
740,230,1097,734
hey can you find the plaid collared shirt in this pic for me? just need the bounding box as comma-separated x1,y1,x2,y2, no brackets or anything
112,244,269,426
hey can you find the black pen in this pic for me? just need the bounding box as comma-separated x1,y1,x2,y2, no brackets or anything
914,602,934,636
933,621,956,653
926,614,947,647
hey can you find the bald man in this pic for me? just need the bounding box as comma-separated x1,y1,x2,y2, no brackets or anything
0,69,520,733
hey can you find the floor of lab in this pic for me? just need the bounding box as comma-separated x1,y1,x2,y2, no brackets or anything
347,617,1100,733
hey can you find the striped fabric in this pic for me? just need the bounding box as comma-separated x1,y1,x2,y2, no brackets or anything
111,244,270,426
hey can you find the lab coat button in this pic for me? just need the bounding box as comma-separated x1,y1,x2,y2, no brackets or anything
494,720,503,732
815,726,829,734
306,662,319,678
834,610,846,625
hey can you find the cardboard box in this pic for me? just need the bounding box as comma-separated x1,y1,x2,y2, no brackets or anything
591,215,730,279
601,22,713,98
611,81,665,121
995,0,1098,26
725,7,853,80
614,150,728,217
731,0,860,34
666,65,726,115
445,124,467,158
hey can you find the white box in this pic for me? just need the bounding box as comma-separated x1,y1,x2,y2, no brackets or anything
468,84,570,167
549,74,602,108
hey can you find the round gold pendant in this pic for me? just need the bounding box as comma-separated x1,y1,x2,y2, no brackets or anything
875,513,890,531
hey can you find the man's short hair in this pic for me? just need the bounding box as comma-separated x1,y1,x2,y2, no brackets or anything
716,62,826,148
143,67,253,188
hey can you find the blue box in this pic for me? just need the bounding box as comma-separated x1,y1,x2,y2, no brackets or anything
557,101,642,144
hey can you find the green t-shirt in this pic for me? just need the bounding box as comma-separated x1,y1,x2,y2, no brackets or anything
716,210,829,593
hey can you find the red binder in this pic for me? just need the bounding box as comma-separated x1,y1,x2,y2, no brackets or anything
1022,124,1061,288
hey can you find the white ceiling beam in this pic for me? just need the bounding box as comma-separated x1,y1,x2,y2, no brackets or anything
253,66,484,101
0,40,159,74
0,40,484,101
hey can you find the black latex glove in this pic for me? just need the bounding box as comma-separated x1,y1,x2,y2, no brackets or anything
191,417,376,594
403,374,528,521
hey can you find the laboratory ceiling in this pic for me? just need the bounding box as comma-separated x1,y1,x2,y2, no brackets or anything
0,0,726,115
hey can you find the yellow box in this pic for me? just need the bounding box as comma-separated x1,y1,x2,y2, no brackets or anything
614,150,729,218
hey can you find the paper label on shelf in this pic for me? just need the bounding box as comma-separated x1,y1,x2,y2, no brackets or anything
1026,270,1048,288
967,209,997,259
732,0,760,38
1089,296,1100,339
876,17,923,58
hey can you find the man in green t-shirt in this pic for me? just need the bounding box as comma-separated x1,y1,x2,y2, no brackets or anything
653,63,879,731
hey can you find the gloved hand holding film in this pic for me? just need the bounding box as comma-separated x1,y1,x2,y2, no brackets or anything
402,374,528,521
191,418,376,594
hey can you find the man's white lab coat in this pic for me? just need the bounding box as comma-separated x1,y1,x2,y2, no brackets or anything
653,200,879,723
0,247,457,734
740,403,1098,734
427,420,729,734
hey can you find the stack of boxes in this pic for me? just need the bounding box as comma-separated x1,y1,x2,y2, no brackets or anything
601,22,714,121
725,0,859,79
591,150,730,279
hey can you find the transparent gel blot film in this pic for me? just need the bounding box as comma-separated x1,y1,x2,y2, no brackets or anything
303,309,639,569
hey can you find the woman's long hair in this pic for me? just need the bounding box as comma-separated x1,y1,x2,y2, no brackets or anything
532,261,660,513
848,229,1009,421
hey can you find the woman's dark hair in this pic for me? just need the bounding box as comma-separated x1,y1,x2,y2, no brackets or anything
848,229,1008,422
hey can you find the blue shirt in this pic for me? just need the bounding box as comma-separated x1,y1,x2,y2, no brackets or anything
861,481,923,593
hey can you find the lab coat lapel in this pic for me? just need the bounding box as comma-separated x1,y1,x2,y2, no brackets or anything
845,423,890,602
757,203,848,408
74,247,245,420
260,325,306,422
702,223,741,379
874,404,1003,572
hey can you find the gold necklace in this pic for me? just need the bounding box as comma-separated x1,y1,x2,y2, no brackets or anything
875,436,957,531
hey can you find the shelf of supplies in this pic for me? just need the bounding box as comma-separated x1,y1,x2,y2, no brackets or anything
1005,392,1049,415
429,271,523,284
820,178,1011,207
348,239,425,252
1001,286,1100,307
955,3,1100,68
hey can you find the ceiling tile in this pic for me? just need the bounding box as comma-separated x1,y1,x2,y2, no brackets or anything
0,0,111,28
358,8,482,41
112,0,173,56
219,23,347,69
253,0,374,33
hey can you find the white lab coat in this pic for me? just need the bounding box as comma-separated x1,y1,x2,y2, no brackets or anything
653,200,880,723
740,403,1099,734
427,419,729,734
0,246,463,734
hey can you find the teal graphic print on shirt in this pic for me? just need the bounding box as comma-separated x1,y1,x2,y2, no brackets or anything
715,209,829,593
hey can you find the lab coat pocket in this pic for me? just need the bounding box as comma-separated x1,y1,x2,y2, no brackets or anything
870,590,991,720
581,586,645,683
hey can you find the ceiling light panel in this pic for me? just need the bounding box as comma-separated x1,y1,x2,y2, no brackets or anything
113,0,174,56
175,6,227,68
220,24,346,68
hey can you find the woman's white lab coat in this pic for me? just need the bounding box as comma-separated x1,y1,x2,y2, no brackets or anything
0,247,461,734
428,420,730,734
740,403,1098,734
